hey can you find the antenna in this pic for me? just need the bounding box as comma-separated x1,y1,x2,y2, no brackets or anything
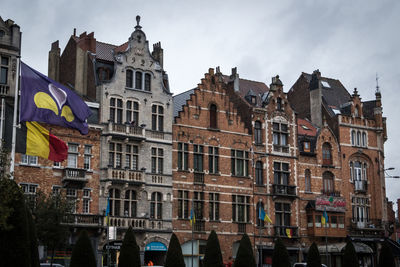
376,72,380,93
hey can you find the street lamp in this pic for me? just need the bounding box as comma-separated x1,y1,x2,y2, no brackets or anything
384,167,400,178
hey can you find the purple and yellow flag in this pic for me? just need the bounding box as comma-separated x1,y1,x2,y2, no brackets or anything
20,62,92,135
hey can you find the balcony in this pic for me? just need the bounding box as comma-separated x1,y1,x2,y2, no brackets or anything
108,216,147,231
103,122,145,141
106,168,145,185
272,184,296,198
274,226,298,238
354,180,368,193
63,214,103,228
193,220,205,233
0,84,10,96
237,223,247,234
348,218,385,237
194,172,205,185
145,129,172,141
320,189,341,197
62,167,88,185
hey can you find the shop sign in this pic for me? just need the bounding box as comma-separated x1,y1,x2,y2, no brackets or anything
145,242,167,251
315,196,346,212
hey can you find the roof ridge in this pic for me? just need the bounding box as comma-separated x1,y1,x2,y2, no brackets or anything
96,40,118,47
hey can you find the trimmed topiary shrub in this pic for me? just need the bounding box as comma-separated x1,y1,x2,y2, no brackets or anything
118,226,141,267
70,230,96,267
378,240,395,267
233,234,256,267
204,230,224,267
165,233,185,267
272,238,290,267
307,242,321,267
343,241,359,267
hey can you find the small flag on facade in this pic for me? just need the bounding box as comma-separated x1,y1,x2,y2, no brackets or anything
322,208,328,226
258,206,273,224
105,197,110,226
190,208,196,226
286,228,292,239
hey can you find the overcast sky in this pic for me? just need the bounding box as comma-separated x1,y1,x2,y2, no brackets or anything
2,0,400,210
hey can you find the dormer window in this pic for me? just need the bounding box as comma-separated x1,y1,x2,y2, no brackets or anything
277,98,282,110
251,96,256,104
303,141,310,152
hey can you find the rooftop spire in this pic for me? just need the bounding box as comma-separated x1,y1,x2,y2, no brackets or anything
135,15,142,30
376,72,380,93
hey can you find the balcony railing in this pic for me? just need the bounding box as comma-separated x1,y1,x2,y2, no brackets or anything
107,168,144,184
274,226,298,238
194,172,205,184
193,220,205,232
62,167,87,183
349,218,384,230
237,223,247,233
272,184,296,197
108,216,147,230
104,122,145,140
320,189,341,197
354,180,368,192
0,84,10,96
63,214,103,227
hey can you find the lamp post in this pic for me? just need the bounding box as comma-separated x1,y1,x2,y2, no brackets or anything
384,167,399,178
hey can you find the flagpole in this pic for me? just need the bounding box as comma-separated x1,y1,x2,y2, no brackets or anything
191,199,194,267
324,210,328,267
10,57,20,179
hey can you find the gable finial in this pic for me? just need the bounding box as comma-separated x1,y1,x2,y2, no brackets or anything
135,15,142,30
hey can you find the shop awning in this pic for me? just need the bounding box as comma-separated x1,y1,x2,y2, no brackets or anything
306,242,373,254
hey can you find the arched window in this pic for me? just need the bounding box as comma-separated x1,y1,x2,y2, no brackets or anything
144,73,151,91
254,121,262,145
350,160,368,191
109,188,121,216
150,192,162,219
256,202,265,227
255,161,263,186
305,169,311,192
357,131,361,146
126,69,133,88
135,71,143,89
322,172,334,194
123,190,137,217
351,130,356,145
362,132,367,147
322,143,332,165
209,104,217,129
350,162,353,181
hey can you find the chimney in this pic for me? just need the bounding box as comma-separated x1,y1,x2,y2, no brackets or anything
309,69,323,127
48,41,60,82
230,67,240,92
152,42,163,69
269,75,283,92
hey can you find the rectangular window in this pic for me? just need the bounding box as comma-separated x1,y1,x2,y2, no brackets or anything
66,188,77,213
151,148,163,174
352,196,370,227
52,185,61,196
273,122,288,152
274,162,289,185
67,143,79,168
84,145,91,170
126,100,139,125
20,183,38,209
209,193,220,221
208,146,219,174
109,142,122,168
193,145,204,172
21,155,38,166
231,150,249,177
303,141,310,152
125,145,139,170
83,189,91,214
194,191,204,220
275,202,291,226
0,56,9,84
177,190,189,219
151,105,164,131
232,195,250,223
177,143,189,171
315,215,322,227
